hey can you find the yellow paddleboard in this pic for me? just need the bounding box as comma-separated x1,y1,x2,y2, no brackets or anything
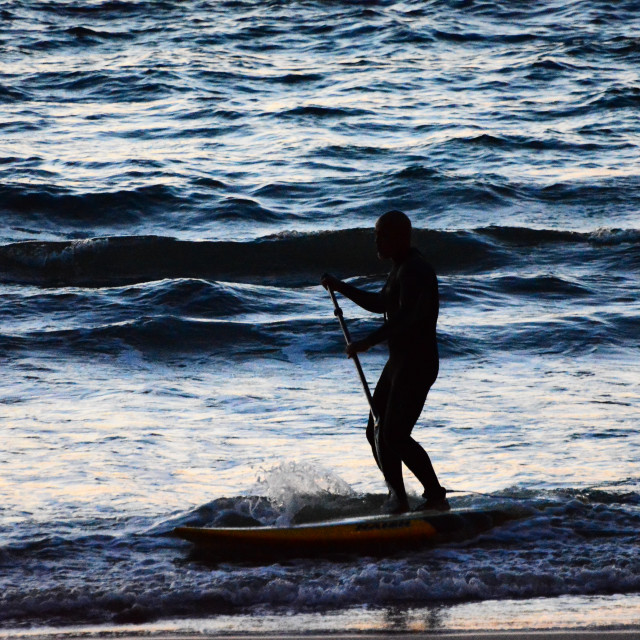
174,508,512,559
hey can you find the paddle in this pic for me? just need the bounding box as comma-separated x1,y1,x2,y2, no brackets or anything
326,286,380,428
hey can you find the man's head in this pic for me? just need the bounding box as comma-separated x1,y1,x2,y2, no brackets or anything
375,210,412,260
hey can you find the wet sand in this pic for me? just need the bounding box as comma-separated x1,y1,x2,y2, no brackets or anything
18,631,640,640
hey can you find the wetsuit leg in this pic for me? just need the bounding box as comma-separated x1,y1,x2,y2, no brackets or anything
366,361,409,503
378,362,445,501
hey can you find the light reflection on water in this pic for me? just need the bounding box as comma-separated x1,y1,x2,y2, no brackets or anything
2,351,638,520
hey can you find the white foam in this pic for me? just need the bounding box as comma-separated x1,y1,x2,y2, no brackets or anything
250,460,355,524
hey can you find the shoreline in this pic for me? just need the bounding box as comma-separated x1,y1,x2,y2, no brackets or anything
3,593,640,640
2,631,640,640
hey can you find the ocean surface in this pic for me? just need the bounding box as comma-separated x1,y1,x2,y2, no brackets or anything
1,0,640,633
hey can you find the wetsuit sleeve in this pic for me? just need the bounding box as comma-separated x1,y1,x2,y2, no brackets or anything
363,267,430,348
337,281,385,314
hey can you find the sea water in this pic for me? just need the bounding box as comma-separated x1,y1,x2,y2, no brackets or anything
1,0,639,633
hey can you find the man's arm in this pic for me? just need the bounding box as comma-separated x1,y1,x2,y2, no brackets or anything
321,273,385,314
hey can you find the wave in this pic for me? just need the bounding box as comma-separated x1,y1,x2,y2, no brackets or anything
280,105,372,119
0,181,300,232
482,274,592,297
34,69,188,101
526,85,640,119
210,196,282,221
457,132,617,152
3,165,639,238
481,225,640,247
1,226,637,358
273,72,325,85
38,0,179,17
0,183,184,223
431,28,536,44
2,478,640,627
590,85,640,111
1,296,636,360
1,227,639,288
0,316,334,357
65,25,133,41
0,84,31,103
331,164,640,212
455,313,639,357
1,278,302,324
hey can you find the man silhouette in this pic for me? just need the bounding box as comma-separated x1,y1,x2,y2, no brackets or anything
322,210,448,513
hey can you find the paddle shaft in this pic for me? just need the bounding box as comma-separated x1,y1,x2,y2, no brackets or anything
327,287,380,427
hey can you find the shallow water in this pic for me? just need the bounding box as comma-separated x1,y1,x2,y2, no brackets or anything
1,0,639,631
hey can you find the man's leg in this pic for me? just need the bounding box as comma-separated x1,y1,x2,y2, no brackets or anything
366,363,410,509
372,364,411,508
399,434,446,501
382,365,446,502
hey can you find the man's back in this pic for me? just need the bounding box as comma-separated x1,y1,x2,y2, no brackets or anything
380,248,439,360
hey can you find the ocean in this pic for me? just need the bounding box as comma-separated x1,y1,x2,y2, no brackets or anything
1,0,639,634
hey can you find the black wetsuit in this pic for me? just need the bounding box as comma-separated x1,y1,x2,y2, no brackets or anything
363,247,444,503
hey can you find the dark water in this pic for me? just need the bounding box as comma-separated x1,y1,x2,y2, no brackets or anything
1,0,639,631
